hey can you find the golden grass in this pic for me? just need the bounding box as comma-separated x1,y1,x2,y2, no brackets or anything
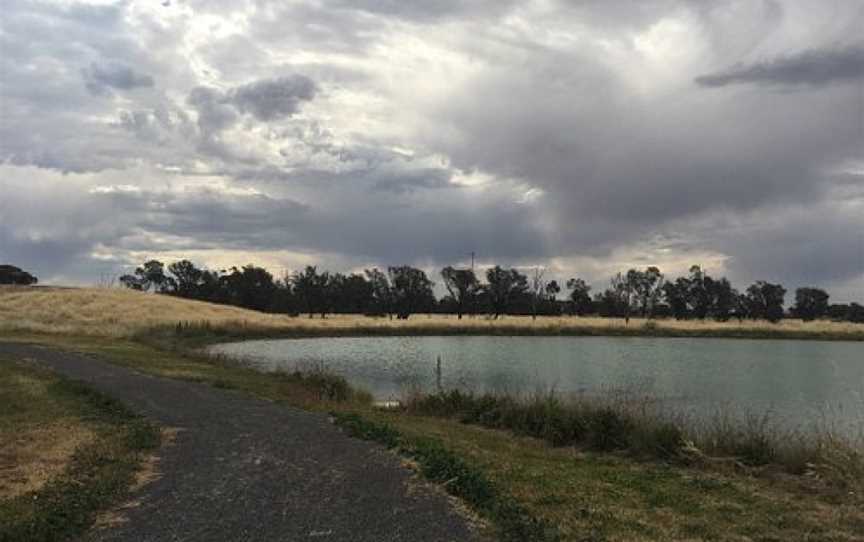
1,286,862,340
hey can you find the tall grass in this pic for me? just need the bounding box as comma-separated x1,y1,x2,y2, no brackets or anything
404,387,864,492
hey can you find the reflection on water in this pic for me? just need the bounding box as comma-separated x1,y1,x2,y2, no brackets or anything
210,336,864,436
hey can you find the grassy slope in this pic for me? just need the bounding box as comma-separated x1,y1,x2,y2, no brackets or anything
0,359,160,542
2,286,863,341
3,333,861,541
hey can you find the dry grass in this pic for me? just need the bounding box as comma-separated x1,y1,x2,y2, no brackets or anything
0,358,161,541
0,420,96,499
0,365,99,500
1,286,862,340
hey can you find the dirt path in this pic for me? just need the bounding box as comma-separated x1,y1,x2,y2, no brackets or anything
0,343,480,542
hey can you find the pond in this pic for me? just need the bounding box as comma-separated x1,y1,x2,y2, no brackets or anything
209,336,864,436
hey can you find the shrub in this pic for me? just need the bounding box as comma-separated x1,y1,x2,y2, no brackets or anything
587,408,632,451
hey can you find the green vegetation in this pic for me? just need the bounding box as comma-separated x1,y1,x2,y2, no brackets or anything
3,332,862,540
333,413,557,541
405,390,864,488
0,360,160,542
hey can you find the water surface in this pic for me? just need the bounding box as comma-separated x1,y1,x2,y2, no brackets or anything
210,336,863,435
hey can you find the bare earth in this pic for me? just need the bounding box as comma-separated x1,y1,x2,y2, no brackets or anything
0,343,480,542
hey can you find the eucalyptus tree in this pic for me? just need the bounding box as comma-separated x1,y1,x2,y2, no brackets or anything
485,266,529,319
120,260,174,293
364,268,393,318
388,266,435,319
744,281,786,323
792,287,829,321
440,266,480,319
565,278,592,316
291,266,332,318
530,267,546,320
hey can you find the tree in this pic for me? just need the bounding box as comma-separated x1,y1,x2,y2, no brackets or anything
565,278,592,316
120,260,174,292
792,287,829,321
388,266,435,319
364,268,393,318
684,265,712,320
220,265,277,312
850,303,864,323
530,267,546,320
610,272,635,322
167,260,206,299
628,266,664,318
662,279,689,320
744,281,786,323
827,302,864,323
440,267,480,320
485,266,528,319
708,277,737,322
0,265,38,285
292,266,332,318
331,273,374,314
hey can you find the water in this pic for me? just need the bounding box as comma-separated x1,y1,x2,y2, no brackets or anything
210,336,864,435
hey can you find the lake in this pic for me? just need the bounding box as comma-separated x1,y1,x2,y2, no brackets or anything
209,336,864,435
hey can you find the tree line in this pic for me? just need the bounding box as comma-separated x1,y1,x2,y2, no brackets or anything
0,265,38,285
117,260,864,324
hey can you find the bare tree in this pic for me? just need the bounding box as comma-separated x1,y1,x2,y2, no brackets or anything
530,267,545,320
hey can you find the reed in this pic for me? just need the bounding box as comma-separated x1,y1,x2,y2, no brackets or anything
404,387,864,492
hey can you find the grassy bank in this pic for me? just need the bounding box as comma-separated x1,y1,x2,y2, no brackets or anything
0,360,160,542
2,287,863,341
405,389,864,489
2,333,862,540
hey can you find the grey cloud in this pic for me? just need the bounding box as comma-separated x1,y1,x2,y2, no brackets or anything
187,75,317,137
695,46,864,87
82,61,155,96
4,0,863,298
229,75,318,121
187,87,239,135
332,0,519,22
370,168,452,194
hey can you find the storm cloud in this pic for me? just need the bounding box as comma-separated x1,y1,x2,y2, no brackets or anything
0,0,862,300
695,46,864,87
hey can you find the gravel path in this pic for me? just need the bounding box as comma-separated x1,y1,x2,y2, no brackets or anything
0,343,481,542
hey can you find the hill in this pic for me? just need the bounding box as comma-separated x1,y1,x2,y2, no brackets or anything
1,286,862,340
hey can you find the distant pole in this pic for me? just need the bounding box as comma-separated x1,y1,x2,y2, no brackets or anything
470,251,475,271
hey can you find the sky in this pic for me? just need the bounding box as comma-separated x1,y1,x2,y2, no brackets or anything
1,0,862,301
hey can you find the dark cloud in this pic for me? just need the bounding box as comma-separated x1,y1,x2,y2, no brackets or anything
229,75,318,121
695,46,864,87
82,61,155,96
187,76,317,137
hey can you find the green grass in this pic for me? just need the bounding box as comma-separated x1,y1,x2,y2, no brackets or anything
333,412,558,541
0,360,160,542
364,411,864,541
405,389,864,488
3,332,863,541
